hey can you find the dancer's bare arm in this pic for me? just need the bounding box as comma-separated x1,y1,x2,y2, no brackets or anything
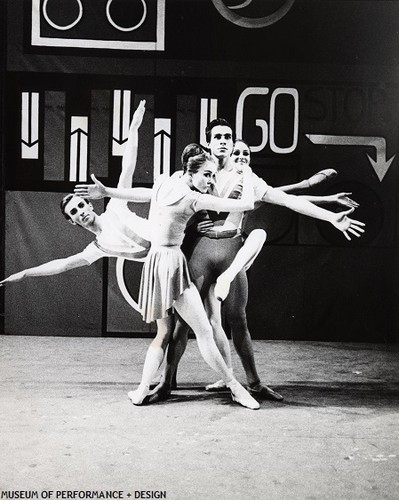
75,100,149,199
76,167,254,210
297,192,359,209
0,253,91,285
195,167,254,213
118,99,146,189
262,187,365,241
74,174,152,202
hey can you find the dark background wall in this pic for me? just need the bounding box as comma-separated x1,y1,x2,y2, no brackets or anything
1,0,399,341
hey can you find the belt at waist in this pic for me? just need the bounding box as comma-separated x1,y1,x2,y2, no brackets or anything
203,229,240,239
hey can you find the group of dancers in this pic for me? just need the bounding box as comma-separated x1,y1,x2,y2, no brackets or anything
1,100,365,410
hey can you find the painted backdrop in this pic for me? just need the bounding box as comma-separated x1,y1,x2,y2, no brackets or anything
2,0,399,341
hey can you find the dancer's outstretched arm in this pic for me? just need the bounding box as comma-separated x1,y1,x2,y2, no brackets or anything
74,174,152,202
276,168,359,208
0,253,91,285
262,187,365,241
118,99,146,189
76,166,254,212
74,100,150,199
297,192,359,209
195,166,254,213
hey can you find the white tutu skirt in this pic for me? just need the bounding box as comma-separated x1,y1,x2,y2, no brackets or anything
138,246,192,323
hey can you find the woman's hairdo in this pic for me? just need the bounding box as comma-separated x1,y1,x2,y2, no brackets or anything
181,143,210,172
185,151,214,174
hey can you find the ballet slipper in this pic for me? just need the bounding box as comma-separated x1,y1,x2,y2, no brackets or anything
205,379,228,392
147,383,172,404
128,385,150,406
307,168,337,187
248,384,284,401
214,275,232,301
227,379,260,410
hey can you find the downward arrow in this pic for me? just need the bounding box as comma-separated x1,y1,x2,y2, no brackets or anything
113,137,128,146
21,92,39,159
112,90,131,156
306,134,395,182
21,139,39,147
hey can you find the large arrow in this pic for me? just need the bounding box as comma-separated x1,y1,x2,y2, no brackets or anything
70,117,88,182
306,134,395,182
154,119,171,180
21,92,39,159
112,90,132,156
200,98,218,146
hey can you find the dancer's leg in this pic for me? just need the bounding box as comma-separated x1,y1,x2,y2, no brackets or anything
128,315,174,405
148,316,190,403
207,271,260,392
174,285,233,379
224,270,262,385
164,316,189,386
278,168,337,193
173,284,259,409
204,284,232,368
203,284,233,391
151,238,219,397
224,271,283,401
214,229,266,301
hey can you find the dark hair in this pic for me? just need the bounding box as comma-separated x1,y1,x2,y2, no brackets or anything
60,193,90,221
205,118,235,144
234,138,251,150
186,151,214,175
181,143,206,172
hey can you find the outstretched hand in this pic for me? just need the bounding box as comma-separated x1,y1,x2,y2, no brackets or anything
331,208,366,240
74,174,107,200
327,192,359,209
131,99,146,129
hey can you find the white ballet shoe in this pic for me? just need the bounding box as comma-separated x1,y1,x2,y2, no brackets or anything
307,168,337,187
227,379,260,410
205,379,227,392
128,385,150,406
214,275,232,301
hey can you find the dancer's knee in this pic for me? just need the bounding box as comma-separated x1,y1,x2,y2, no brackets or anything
195,322,214,340
228,312,250,343
226,308,247,328
153,317,173,349
251,228,267,245
208,313,221,332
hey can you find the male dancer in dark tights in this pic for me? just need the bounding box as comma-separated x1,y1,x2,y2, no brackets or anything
149,119,362,403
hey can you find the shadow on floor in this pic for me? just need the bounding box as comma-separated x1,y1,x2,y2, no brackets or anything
148,381,399,410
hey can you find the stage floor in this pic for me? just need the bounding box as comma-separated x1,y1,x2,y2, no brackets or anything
1,336,398,499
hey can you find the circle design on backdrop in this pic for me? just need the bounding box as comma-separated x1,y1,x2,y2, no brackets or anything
317,182,384,247
106,0,147,32
42,0,83,31
116,257,142,312
211,0,296,29
229,0,253,9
